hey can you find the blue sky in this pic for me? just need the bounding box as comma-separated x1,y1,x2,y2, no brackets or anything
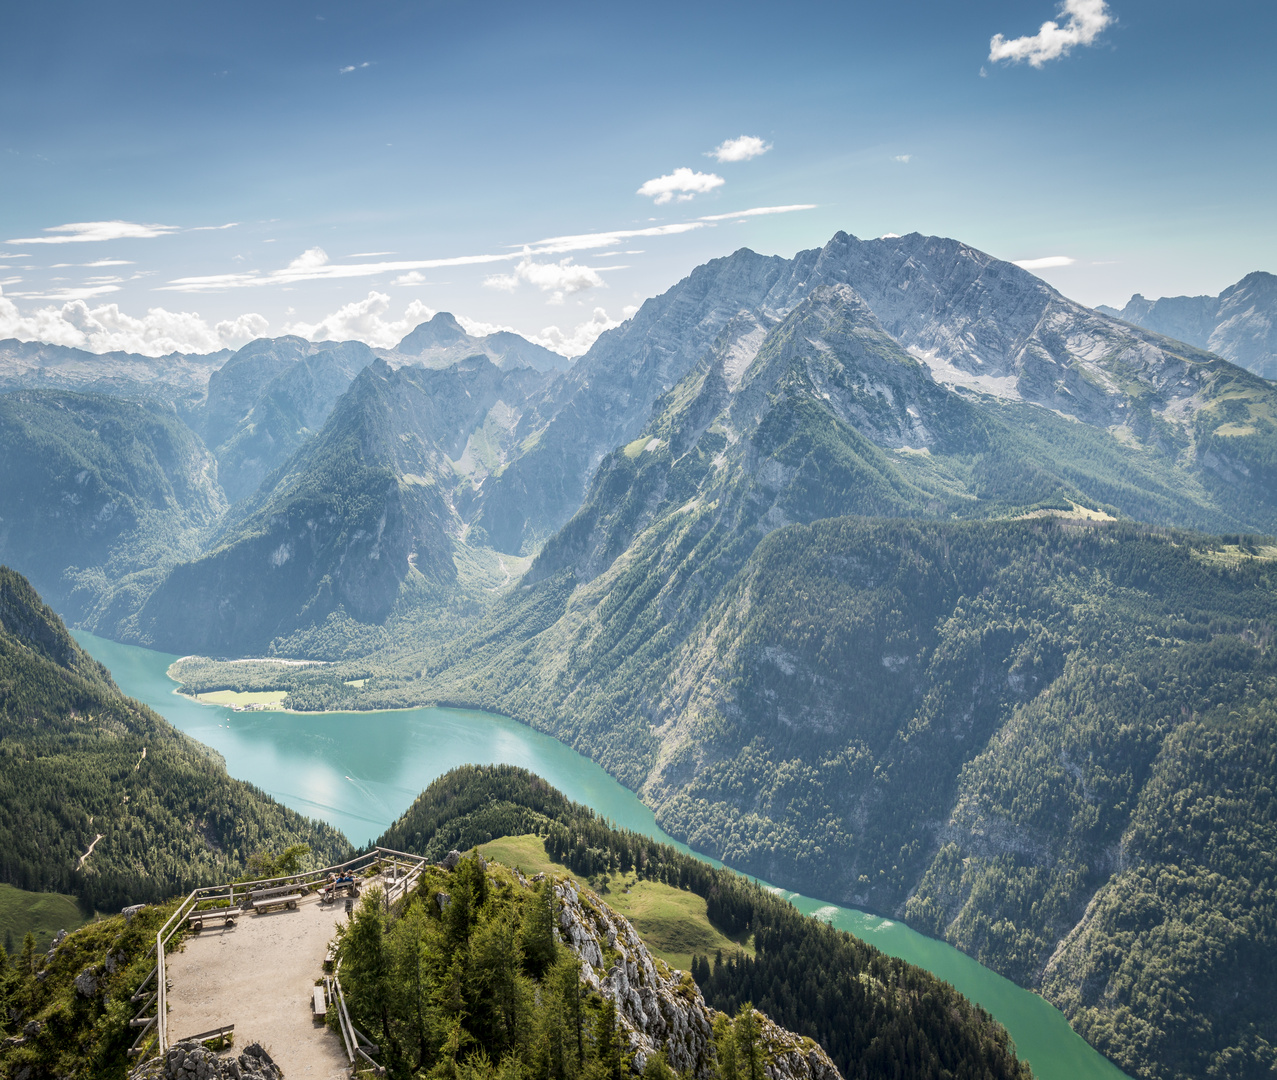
1,0,1273,356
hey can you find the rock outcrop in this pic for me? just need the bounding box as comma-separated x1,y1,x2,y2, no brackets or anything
139,1040,281,1080
552,879,841,1080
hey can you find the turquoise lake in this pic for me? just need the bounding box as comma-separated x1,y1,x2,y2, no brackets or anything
76,630,1130,1080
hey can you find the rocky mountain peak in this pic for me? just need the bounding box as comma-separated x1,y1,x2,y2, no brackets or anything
397,311,469,353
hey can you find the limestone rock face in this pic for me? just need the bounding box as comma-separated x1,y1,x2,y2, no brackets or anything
552,880,841,1080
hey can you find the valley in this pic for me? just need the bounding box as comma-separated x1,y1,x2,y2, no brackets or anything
77,630,1127,1080
2,229,1275,1080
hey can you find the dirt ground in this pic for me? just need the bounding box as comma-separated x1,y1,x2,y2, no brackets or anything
165,893,352,1078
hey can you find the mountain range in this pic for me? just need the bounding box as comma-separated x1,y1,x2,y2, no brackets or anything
1098,270,1277,379
1,231,1275,1080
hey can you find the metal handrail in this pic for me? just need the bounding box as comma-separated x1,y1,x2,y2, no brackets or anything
127,847,430,1068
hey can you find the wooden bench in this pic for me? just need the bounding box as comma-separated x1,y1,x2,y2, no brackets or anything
248,884,304,912
313,984,327,1021
187,910,237,932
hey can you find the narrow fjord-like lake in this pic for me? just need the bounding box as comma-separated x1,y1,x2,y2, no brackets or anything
77,630,1129,1080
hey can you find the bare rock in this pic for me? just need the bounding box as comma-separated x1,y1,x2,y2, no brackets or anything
440,849,463,870
73,967,99,998
551,879,841,1080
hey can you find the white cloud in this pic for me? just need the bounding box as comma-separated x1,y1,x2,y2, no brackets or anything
531,307,629,358
391,271,428,286
188,222,240,231
989,0,1113,67
524,222,703,255
454,315,517,337
162,248,516,293
282,292,436,348
709,135,772,163
215,313,270,345
13,284,123,301
637,168,726,205
893,154,912,163
6,221,180,245
1013,255,1076,269
339,61,373,74
696,203,817,222
0,285,266,354
484,255,605,303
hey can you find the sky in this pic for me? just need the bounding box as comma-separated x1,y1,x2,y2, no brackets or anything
1,0,1273,358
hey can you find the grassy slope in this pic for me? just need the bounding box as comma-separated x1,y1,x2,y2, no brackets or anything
479,834,752,972
0,883,87,953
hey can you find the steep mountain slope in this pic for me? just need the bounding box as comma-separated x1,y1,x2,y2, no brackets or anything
1098,271,1277,378
0,391,226,626
374,518,1275,1080
0,338,228,408
0,566,349,911
394,310,570,372
474,233,1277,553
206,339,374,501
135,355,551,654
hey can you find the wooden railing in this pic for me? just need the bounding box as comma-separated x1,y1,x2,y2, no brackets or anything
127,847,429,1073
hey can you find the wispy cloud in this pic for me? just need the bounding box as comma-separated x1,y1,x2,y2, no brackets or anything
709,135,771,163
161,208,816,295
484,255,605,303
696,204,817,222
10,284,124,301
523,222,703,255
1013,255,1076,269
161,246,517,293
893,154,912,163
339,61,373,74
50,258,135,268
6,220,180,245
637,168,725,205
989,0,1113,67
189,222,240,232
348,251,396,258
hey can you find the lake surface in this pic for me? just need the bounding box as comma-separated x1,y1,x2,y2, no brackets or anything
76,630,1129,1080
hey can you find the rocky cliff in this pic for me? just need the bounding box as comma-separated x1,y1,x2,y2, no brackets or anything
551,876,841,1080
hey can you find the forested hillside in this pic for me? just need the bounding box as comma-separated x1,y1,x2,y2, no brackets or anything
375,765,1032,1080
0,391,226,627
0,566,349,910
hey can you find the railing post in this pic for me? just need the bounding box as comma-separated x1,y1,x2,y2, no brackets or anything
156,928,166,1051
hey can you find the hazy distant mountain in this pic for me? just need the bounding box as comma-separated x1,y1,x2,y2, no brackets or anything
136,355,551,654
393,311,570,372
201,337,375,502
0,337,229,407
1098,270,1277,379
0,390,226,626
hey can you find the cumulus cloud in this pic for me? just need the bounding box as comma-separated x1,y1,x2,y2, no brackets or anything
893,154,912,163
484,255,605,303
282,292,436,348
391,270,428,286
989,0,1113,67
709,135,771,163
530,307,633,358
637,168,725,205
1013,255,1076,269
6,220,180,245
0,285,266,355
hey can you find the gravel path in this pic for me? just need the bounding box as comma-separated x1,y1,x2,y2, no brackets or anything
165,894,351,1078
